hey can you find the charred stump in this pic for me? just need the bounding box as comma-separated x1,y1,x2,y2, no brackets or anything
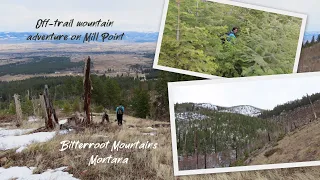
83,56,92,125
13,94,23,127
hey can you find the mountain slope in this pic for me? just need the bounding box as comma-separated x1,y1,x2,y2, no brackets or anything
298,42,320,72
246,119,320,165
0,31,158,44
219,105,263,117
175,103,264,118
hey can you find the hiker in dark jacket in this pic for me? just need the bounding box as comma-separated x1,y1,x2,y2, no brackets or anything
221,27,239,44
226,27,238,41
116,104,125,126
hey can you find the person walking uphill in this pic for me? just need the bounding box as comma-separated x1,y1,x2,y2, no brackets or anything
116,104,125,126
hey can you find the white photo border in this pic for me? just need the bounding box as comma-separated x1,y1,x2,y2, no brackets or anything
168,71,320,176
154,0,308,79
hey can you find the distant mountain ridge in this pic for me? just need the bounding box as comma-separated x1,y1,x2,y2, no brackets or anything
219,105,264,117
0,31,316,44
176,103,265,117
0,31,158,44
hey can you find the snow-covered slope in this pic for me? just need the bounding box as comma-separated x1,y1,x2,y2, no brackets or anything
195,103,218,110
220,105,263,117
176,112,208,121
175,103,264,119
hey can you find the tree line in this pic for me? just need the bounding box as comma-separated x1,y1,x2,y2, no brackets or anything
302,34,320,48
0,57,84,76
259,93,320,118
0,71,201,121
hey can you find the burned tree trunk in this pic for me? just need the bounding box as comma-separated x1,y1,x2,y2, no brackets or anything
184,130,187,157
13,94,23,127
307,93,317,121
39,94,48,126
194,129,198,169
83,56,92,125
204,148,207,169
43,85,58,129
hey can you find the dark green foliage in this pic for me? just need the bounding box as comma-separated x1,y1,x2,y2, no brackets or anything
0,57,84,76
131,89,150,118
158,0,302,77
259,93,320,118
0,75,151,117
153,71,203,120
311,35,316,44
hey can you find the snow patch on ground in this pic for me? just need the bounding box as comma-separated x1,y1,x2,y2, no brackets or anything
0,128,35,137
142,132,157,136
59,119,68,125
28,116,39,122
0,130,68,150
16,146,27,153
0,166,79,180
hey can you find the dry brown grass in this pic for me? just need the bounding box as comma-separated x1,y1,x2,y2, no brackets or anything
1,116,320,180
249,120,320,165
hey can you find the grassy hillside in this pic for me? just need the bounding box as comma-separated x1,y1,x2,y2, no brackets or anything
298,42,320,72
0,115,172,180
247,119,320,165
0,115,320,180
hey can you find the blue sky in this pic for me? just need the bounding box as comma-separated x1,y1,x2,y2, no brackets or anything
0,0,165,32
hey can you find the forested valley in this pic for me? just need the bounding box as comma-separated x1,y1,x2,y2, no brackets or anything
158,0,302,77
0,57,84,76
175,92,320,170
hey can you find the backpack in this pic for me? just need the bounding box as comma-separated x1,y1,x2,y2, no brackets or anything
221,32,232,44
117,107,123,115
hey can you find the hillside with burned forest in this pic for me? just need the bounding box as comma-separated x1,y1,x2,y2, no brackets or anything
175,93,320,170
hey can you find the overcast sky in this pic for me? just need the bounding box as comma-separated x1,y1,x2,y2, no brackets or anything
234,0,320,32
0,0,165,32
1,0,319,33
170,74,320,110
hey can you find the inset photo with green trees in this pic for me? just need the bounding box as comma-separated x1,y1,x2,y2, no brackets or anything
154,0,307,78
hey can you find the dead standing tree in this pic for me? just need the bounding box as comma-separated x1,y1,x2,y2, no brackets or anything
13,94,23,127
306,93,317,122
40,85,59,130
83,56,92,125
